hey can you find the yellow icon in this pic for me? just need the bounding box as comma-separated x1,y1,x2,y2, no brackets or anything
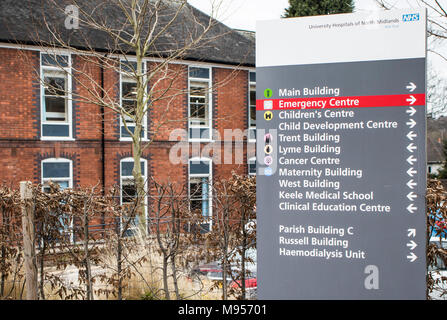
264,145,273,154
264,111,273,121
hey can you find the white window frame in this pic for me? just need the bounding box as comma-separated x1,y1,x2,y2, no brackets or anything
248,71,256,142
188,157,213,231
41,158,74,243
119,59,148,141
119,157,148,234
40,52,74,141
188,66,212,142
248,157,256,176
41,157,73,189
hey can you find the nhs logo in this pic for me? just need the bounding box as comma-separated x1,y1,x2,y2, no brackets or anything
402,13,419,22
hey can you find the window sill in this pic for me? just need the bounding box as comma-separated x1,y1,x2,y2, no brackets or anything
119,138,150,142
189,138,213,143
41,137,75,141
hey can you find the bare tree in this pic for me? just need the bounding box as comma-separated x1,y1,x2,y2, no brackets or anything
208,178,236,300
98,191,150,300
19,0,242,234
32,183,106,300
198,173,256,300
28,183,132,300
149,177,205,300
0,187,24,300
427,66,447,117
225,173,256,300
426,179,447,299
375,0,447,59
375,1,447,118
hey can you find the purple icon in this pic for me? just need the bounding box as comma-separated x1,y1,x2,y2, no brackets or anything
264,133,272,143
264,156,273,166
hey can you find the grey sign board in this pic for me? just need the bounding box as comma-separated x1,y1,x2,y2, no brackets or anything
256,10,427,299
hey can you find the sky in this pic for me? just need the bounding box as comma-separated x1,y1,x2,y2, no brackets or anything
188,0,447,77
188,0,384,31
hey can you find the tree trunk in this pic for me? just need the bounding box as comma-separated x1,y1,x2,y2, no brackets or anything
241,210,248,300
39,240,46,300
241,243,246,300
117,229,123,300
0,208,6,297
162,255,170,300
0,243,5,297
131,138,147,236
131,52,147,236
170,255,180,300
222,257,227,300
83,205,93,300
170,196,181,300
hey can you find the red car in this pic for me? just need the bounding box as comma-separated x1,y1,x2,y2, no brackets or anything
230,277,257,289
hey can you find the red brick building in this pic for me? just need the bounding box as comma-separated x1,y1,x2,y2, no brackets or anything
0,0,256,232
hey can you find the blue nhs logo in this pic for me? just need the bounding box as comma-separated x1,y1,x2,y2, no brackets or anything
402,13,420,22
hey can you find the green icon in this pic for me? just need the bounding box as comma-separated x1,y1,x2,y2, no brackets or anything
264,88,273,98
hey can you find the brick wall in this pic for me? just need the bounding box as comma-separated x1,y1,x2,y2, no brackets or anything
0,46,254,231
149,62,188,142
0,48,40,140
72,54,103,141
214,68,249,137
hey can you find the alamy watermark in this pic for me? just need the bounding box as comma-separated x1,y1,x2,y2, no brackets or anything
168,128,276,176
65,5,79,30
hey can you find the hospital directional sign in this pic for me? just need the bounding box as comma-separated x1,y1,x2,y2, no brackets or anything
256,9,427,300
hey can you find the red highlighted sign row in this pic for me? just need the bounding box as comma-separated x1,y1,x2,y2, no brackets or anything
256,94,426,111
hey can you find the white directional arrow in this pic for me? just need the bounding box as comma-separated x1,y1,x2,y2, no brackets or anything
407,167,417,177
406,119,417,128
407,95,417,105
407,143,417,153
407,155,417,166
406,106,417,117
407,192,417,201
407,203,417,214
406,131,417,141
406,82,417,92
407,229,416,238
407,252,418,262
407,240,418,251
407,179,417,189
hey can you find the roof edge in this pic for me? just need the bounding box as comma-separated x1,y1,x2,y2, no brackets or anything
0,40,255,68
